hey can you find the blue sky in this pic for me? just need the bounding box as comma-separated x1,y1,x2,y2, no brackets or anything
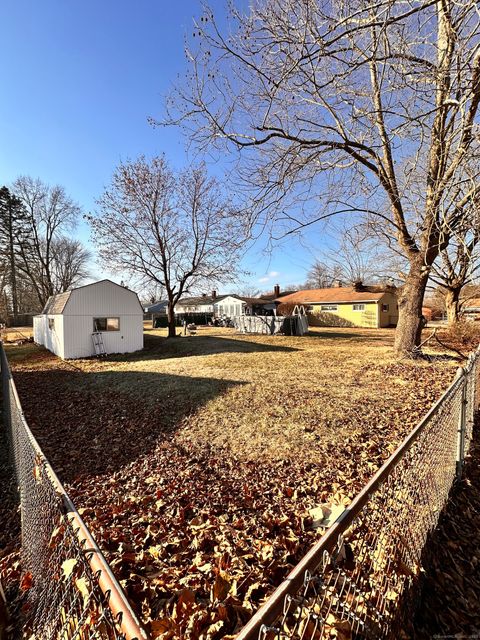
0,1,326,292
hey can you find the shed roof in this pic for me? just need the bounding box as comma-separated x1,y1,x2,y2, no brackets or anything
42,291,72,314
277,286,392,305
40,279,143,315
216,295,275,306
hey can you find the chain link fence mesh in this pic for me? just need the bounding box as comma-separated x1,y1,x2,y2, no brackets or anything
1,345,147,640
237,347,480,640
2,339,479,640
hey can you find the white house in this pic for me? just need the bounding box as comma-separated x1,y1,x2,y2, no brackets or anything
174,286,295,319
33,280,144,359
174,291,229,315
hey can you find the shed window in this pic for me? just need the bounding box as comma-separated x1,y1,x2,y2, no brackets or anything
382,303,389,312
321,304,338,311
48,318,55,330
93,317,120,331
353,304,365,311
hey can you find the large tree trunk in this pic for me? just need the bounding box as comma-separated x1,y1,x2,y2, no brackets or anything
394,261,429,357
444,288,461,325
167,300,177,338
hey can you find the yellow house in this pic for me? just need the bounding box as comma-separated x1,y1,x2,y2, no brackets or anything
277,284,398,328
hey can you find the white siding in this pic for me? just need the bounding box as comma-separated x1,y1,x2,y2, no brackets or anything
214,296,245,316
175,303,214,314
34,280,144,359
33,314,65,358
64,280,143,316
62,314,143,359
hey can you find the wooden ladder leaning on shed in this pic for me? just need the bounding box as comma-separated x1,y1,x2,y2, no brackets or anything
92,331,107,357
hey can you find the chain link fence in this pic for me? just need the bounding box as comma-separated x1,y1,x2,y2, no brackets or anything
2,338,478,640
1,344,148,640
236,347,480,640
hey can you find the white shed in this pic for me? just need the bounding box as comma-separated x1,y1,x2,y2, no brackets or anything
33,280,144,359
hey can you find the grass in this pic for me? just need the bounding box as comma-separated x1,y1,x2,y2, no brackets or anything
2,325,464,636
8,326,458,464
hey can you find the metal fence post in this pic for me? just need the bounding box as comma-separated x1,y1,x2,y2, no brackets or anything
456,367,467,479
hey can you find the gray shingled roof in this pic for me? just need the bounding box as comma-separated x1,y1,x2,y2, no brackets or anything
42,291,72,314
145,300,169,313
176,294,231,306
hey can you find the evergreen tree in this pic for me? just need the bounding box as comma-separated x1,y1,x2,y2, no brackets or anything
0,186,30,322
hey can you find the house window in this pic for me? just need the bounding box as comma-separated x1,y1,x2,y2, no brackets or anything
48,318,55,330
353,304,365,311
305,305,314,312
382,304,389,312
93,317,120,331
321,304,338,311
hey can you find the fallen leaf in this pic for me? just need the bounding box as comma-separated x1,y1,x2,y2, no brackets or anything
20,571,33,591
61,558,78,580
212,573,231,602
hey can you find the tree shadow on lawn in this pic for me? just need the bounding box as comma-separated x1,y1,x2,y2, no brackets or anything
111,332,299,363
12,368,243,484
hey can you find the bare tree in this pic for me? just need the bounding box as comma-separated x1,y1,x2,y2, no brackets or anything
164,0,480,356
141,282,167,307
324,225,407,285
304,260,343,288
238,285,262,298
13,176,82,306
50,237,91,293
88,156,247,337
430,218,480,324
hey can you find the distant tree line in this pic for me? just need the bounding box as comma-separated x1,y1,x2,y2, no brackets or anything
0,177,90,324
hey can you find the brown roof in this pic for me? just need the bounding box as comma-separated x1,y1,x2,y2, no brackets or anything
260,289,297,301
464,298,480,309
238,296,270,306
276,286,391,305
42,291,72,314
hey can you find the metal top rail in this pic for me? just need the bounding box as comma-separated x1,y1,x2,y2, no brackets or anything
236,348,480,640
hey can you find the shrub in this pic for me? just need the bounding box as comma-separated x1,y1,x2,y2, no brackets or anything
439,321,480,353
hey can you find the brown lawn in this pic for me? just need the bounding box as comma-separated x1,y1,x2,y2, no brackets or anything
2,326,461,637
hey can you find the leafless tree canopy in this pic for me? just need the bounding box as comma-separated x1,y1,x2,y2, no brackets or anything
50,238,91,294
305,261,344,289
306,226,406,286
89,156,248,336
13,176,86,306
164,0,480,355
430,205,480,322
